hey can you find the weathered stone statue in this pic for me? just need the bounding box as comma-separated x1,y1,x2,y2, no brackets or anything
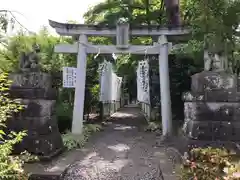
19,44,41,72
204,50,228,72
8,45,64,160
203,50,212,71
182,48,240,152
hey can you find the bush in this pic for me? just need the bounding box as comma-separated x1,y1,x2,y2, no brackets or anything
0,73,29,179
56,101,73,133
62,124,102,150
144,121,162,132
180,147,240,180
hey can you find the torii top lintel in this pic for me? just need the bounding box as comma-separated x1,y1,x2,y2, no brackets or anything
49,20,190,41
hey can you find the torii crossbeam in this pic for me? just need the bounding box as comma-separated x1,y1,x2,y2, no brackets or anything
49,19,190,136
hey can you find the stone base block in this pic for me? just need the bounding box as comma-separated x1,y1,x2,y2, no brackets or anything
14,132,64,159
8,114,64,159
10,87,57,100
184,102,240,122
183,120,240,141
9,72,52,89
13,99,56,117
183,91,240,102
8,116,59,135
191,71,238,93
172,135,240,155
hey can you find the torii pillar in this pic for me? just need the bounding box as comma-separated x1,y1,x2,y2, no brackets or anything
49,20,190,136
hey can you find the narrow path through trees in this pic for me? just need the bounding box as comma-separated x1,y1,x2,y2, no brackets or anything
60,105,177,180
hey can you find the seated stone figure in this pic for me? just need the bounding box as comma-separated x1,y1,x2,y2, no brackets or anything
204,50,229,72
19,44,41,72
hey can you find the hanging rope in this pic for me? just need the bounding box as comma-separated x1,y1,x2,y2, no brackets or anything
78,41,167,55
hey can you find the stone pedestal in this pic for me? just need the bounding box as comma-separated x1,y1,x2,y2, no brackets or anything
8,72,64,160
182,70,240,150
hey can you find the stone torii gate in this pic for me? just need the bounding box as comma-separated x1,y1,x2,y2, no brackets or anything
49,19,190,136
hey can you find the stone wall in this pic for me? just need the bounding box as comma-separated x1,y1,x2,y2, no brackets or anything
8,72,64,160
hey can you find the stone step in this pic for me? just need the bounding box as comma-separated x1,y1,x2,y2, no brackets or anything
29,173,60,180
24,149,84,180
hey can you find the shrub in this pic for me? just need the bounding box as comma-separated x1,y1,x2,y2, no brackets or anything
56,101,73,133
180,147,240,180
0,73,29,179
62,124,102,150
144,121,162,132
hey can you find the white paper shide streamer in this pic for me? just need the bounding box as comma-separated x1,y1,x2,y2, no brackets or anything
137,60,150,104
98,60,122,102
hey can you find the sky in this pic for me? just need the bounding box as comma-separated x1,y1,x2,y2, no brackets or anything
2,0,104,34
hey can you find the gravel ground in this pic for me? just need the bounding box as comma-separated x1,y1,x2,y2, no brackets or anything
60,106,177,180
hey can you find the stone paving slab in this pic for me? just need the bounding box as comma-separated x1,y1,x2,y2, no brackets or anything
25,106,177,180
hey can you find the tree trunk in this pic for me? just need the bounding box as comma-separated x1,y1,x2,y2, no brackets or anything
164,0,181,26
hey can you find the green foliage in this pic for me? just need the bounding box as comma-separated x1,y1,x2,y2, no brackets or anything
0,10,15,48
0,73,28,180
181,147,240,180
0,28,74,72
84,55,101,116
19,151,39,163
83,0,240,117
144,121,162,132
62,124,103,150
90,84,100,107
179,0,240,66
0,12,10,32
84,0,168,101
84,0,167,25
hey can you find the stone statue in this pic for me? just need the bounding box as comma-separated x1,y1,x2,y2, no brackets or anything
228,61,233,74
19,44,41,72
213,53,224,71
204,50,227,72
204,50,212,71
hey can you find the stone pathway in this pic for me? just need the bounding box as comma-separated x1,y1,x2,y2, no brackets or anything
25,105,177,180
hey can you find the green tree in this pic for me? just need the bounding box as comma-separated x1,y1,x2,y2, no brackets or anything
84,0,167,25
163,0,181,26
83,0,240,121
84,0,166,101
179,0,240,67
